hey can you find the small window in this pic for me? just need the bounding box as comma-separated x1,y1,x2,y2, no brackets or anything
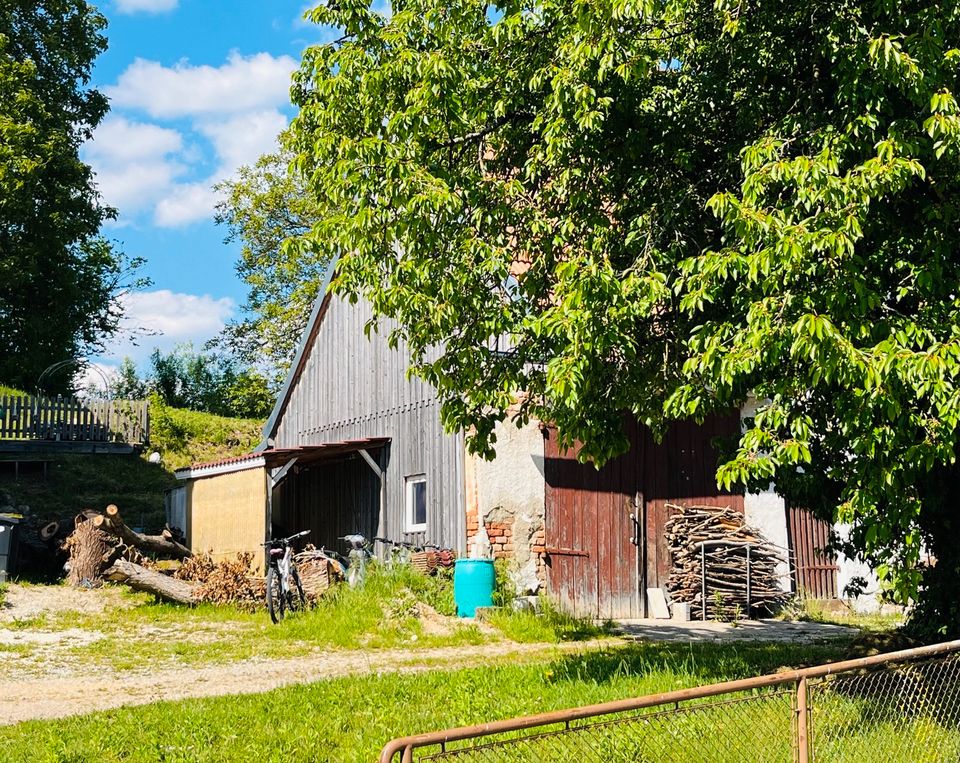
405,475,427,532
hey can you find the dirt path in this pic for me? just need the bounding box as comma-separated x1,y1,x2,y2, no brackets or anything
0,639,614,725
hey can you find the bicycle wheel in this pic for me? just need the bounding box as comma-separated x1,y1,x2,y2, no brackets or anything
266,566,285,624
288,565,307,611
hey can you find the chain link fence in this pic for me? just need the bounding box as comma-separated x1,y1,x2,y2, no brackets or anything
809,652,960,762
380,641,960,763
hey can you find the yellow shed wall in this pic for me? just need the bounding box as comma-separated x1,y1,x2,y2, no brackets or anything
186,467,268,570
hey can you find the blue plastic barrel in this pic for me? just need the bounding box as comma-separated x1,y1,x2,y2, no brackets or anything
454,558,496,617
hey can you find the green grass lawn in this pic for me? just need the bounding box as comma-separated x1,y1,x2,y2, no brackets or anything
3,569,934,762
9,566,614,673
0,641,854,763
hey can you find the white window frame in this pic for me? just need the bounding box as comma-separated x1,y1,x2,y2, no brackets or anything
405,474,428,532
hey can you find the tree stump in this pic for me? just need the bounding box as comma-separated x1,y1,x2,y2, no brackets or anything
63,514,112,586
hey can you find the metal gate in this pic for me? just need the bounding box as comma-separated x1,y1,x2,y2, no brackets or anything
543,413,744,619
380,641,960,763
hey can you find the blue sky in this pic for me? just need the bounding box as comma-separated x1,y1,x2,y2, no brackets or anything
83,0,330,383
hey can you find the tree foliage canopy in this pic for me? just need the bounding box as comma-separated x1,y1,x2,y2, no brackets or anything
214,137,329,385
289,0,960,627
101,347,274,420
0,1,133,394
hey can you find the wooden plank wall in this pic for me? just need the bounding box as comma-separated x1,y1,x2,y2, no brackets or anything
272,295,466,552
0,395,148,444
787,506,839,599
544,430,642,619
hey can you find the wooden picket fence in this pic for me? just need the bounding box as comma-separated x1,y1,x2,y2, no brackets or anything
0,395,148,445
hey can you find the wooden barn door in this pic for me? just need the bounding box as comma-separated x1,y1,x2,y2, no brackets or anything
543,431,643,619
544,414,743,620
787,507,839,599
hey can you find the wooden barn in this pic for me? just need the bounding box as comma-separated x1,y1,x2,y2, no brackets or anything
259,264,467,556
175,263,858,617
176,264,467,563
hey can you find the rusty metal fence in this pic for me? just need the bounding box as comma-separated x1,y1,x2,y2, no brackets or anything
380,640,960,763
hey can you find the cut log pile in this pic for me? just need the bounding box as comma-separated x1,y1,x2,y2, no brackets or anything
62,505,278,610
665,503,791,620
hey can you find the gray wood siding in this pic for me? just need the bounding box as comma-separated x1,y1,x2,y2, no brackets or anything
272,295,466,552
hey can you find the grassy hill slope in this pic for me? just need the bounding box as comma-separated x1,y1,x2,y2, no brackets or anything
1,390,265,533
149,398,264,470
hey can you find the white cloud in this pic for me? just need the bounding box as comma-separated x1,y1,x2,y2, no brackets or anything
92,54,291,226
85,116,186,212
114,0,178,14
99,290,236,364
123,290,235,339
151,110,287,227
107,52,297,119
86,116,183,163
153,182,221,227
198,109,288,171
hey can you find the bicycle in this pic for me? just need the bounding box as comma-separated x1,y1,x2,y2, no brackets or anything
374,536,417,569
340,534,372,587
263,529,310,623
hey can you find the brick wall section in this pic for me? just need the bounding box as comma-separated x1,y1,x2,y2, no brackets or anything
465,516,547,589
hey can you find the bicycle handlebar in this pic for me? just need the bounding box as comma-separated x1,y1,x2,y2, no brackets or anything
262,529,311,547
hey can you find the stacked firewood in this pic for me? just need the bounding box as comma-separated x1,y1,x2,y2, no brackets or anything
665,503,790,620
293,548,344,599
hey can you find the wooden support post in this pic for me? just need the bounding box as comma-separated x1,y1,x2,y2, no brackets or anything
701,543,707,621
359,448,387,544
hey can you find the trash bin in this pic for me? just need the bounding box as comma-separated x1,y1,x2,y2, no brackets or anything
454,558,496,617
0,514,21,583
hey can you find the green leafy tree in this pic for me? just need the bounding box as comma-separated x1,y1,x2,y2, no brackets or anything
0,1,136,394
147,345,273,419
111,357,148,400
290,0,960,634
214,137,330,386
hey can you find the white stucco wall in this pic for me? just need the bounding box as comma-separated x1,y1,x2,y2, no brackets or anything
833,524,886,613
740,400,792,592
470,418,546,594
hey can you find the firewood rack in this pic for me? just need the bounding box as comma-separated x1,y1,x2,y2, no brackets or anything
699,540,754,621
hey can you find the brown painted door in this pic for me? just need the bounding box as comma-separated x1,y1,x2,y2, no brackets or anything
544,414,744,619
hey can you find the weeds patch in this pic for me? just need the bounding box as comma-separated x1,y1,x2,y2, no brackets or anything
487,599,614,643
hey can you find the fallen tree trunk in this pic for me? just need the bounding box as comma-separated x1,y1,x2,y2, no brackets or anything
103,559,199,605
94,505,192,560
